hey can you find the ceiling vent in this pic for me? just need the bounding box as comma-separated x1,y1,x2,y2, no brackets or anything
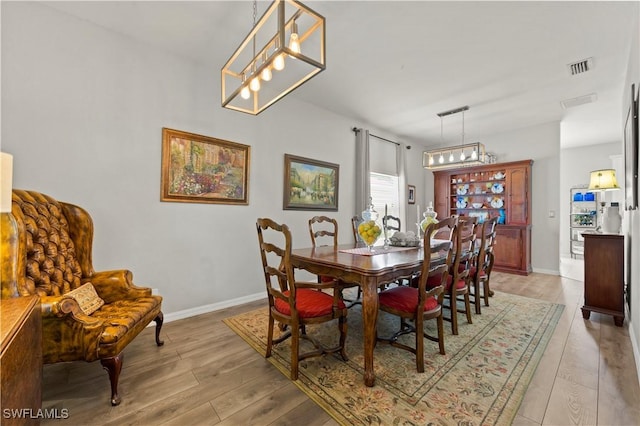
567,57,594,76
561,93,598,109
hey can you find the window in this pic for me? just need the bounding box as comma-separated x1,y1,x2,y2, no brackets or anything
370,172,400,218
369,137,401,226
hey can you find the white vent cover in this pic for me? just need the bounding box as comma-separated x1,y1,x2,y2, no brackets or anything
561,93,598,109
567,57,594,75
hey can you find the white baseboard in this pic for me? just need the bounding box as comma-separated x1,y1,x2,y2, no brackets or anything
151,292,266,325
532,267,560,276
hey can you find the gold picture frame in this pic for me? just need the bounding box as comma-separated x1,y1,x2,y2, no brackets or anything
161,128,250,205
283,154,338,211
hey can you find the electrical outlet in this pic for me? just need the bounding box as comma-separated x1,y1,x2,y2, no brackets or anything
152,288,159,295
548,210,555,218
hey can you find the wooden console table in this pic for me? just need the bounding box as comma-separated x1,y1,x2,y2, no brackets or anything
581,233,624,326
1,296,42,425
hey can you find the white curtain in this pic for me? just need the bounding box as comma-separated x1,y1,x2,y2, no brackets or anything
396,143,407,229
355,128,370,217
356,129,409,228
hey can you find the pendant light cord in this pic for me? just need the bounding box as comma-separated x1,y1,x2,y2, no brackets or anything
252,1,257,59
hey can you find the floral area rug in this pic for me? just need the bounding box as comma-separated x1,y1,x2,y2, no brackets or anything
223,291,563,425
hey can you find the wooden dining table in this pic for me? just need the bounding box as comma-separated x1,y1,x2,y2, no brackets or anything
290,243,427,387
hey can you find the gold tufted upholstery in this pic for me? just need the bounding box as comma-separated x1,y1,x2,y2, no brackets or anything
1,190,164,406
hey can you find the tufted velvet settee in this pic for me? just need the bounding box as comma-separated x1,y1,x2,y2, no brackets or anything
0,190,164,406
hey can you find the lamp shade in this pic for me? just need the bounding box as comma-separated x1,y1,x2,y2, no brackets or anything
0,152,13,213
588,169,620,191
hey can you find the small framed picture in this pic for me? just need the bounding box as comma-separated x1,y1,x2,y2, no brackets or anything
408,185,416,204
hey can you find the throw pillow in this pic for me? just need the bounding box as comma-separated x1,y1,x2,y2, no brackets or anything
63,283,104,315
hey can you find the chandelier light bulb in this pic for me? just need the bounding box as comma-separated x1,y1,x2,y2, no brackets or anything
449,152,455,162
273,53,285,71
289,22,301,54
261,67,272,81
471,148,478,160
249,76,261,92
260,53,272,81
289,34,301,54
460,151,466,161
428,155,434,166
438,154,445,164
240,86,251,100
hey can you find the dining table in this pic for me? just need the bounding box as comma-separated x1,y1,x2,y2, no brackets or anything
290,243,430,387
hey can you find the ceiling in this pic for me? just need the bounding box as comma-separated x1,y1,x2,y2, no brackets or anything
40,1,637,149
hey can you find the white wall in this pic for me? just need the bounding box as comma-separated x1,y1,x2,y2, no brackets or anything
479,121,561,274
622,3,640,384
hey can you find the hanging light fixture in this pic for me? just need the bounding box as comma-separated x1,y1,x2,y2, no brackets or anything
221,0,326,115
423,105,488,169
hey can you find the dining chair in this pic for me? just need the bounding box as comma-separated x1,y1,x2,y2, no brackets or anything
470,217,498,313
427,215,474,334
308,216,362,305
452,216,477,325
351,215,360,244
377,220,452,371
382,214,401,233
256,218,348,380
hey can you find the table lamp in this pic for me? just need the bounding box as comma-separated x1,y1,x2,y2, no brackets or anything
588,168,621,233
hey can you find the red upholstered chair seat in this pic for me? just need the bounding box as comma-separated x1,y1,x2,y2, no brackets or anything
379,286,439,313
469,265,477,277
319,275,335,283
275,289,346,318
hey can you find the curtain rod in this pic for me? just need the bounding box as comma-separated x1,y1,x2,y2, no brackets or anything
351,127,399,146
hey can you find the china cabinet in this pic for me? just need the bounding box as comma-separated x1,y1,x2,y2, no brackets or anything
569,185,599,258
433,159,533,275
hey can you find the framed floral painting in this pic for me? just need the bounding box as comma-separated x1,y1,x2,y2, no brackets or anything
161,128,250,205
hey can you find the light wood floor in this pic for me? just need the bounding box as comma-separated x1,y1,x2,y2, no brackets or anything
41,272,640,425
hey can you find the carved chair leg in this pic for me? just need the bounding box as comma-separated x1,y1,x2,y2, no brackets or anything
154,312,165,346
101,353,124,406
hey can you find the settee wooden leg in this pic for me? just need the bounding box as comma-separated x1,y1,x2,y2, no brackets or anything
154,312,165,346
101,353,123,406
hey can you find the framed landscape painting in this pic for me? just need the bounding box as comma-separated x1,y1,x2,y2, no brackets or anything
161,128,250,205
283,154,339,211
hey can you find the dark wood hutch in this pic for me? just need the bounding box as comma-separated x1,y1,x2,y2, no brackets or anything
433,159,533,275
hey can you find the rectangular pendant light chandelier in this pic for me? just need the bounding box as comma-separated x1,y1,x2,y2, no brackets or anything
423,106,487,170
221,0,326,115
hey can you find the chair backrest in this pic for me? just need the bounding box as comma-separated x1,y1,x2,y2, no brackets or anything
256,218,296,309
432,215,459,242
308,216,338,248
3,190,90,298
351,215,360,243
382,215,401,233
454,216,478,280
418,217,457,298
477,217,498,274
